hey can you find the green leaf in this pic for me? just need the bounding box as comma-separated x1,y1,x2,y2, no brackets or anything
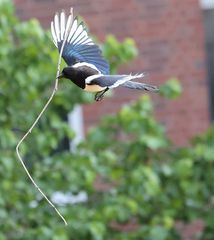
88,222,106,240
149,226,169,240
159,78,182,99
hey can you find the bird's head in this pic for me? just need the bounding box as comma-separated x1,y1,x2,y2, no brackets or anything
58,67,75,80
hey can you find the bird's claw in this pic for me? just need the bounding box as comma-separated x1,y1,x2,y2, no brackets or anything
94,88,109,101
95,93,104,101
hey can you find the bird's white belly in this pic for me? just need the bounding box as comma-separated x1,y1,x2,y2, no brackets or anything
84,84,105,92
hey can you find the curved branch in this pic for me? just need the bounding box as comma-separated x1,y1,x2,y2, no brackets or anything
16,8,73,226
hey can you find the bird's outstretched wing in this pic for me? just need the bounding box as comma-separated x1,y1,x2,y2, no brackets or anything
51,10,109,74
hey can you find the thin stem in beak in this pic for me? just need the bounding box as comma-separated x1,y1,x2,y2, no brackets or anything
57,73,64,79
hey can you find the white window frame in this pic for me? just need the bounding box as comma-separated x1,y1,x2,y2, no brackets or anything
68,105,84,151
200,0,214,9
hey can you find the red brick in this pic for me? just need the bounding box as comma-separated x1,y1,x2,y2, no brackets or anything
14,0,211,145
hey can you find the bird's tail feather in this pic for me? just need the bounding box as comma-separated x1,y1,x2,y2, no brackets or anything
122,80,159,92
109,73,145,88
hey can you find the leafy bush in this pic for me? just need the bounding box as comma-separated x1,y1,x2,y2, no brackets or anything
0,0,213,239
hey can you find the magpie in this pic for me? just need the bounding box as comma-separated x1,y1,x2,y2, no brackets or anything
51,10,159,101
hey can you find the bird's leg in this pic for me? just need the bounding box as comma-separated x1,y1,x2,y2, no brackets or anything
95,88,109,101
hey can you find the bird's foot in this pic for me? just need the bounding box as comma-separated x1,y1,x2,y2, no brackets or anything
95,92,104,101
94,88,109,102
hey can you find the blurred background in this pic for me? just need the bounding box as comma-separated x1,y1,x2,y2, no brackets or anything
0,0,214,239
14,0,212,146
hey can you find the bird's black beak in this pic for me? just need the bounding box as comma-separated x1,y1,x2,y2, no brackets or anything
57,72,64,79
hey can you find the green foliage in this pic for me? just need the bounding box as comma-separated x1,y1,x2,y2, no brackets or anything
102,35,138,74
159,78,182,99
0,0,143,239
0,0,214,239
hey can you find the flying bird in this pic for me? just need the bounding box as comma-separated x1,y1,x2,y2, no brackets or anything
51,9,159,101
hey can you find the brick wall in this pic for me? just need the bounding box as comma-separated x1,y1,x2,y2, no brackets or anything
14,0,211,145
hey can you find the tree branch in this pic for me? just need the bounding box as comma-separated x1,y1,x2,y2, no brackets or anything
15,8,73,226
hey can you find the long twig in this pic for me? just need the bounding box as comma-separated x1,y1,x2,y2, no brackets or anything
16,8,73,226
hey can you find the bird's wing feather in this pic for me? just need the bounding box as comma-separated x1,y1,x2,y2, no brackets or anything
51,10,109,74
86,73,145,88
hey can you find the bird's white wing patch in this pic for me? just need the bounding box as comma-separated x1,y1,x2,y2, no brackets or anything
67,18,78,43
73,62,101,73
54,13,60,42
51,11,69,46
51,9,109,74
65,14,72,40
51,21,57,46
51,11,94,50
85,74,104,84
60,11,66,40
